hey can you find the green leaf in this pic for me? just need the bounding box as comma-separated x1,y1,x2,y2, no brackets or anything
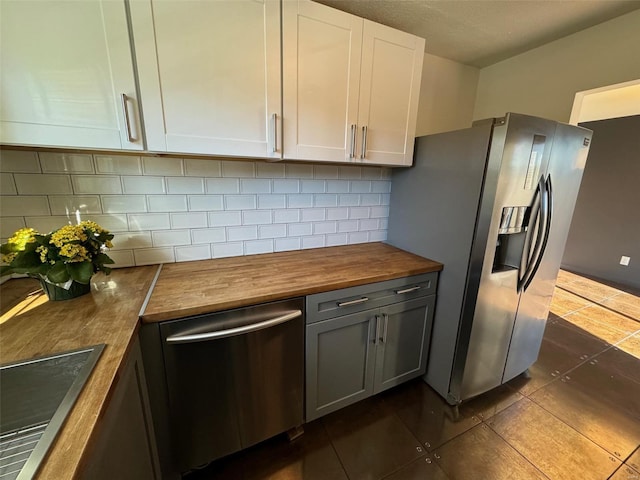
0,265,14,276
101,266,112,275
11,251,41,269
67,262,93,284
95,253,115,265
47,262,70,283
1,243,16,254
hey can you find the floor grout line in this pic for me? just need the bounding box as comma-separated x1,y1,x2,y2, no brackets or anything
556,285,640,323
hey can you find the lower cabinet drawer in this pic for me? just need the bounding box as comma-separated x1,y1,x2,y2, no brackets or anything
305,294,436,421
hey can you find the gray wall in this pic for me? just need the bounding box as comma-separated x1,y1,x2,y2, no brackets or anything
561,115,640,289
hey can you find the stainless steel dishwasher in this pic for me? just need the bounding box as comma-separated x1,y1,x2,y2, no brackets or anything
159,298,304,472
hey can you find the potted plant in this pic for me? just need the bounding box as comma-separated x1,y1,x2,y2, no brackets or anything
0,221,115,300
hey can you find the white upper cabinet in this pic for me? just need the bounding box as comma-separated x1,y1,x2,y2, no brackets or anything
0,1,142,151
130,0,282,159
283,0,425,166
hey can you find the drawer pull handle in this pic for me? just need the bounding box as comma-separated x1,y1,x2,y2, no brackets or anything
337,296,369,307
395,286,421,295
382,313,389,344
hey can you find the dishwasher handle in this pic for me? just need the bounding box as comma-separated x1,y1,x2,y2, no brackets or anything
165,310,303,344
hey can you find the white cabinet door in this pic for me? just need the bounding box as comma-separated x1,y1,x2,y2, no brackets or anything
357,21,425,166
130,0,281,159
0,1,142,151
282,0,362,162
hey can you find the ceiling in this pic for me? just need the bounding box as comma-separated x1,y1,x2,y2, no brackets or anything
315,0,640,67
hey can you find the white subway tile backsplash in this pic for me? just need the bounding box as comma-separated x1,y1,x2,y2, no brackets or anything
192,228,226,244
147,195,188,212
314,194,338,207
152,229,191,247
128,213,171,231
348,232,369,244
259,224,286,239
185,159,221,177
314,165,339,179
370,206,390,218
206,178,240,194
287,194,313,208
209,211,242,227
372,181,392,193
72,175,121,194
143,157,184,176
167,177,204,194
134,247,175,265
288,223,312,236
1,196,50,217
349,207,370,219
176,245,211,262
326,180,350,193
222,161,254,178
380,168,392,180
227,226,258,242
360,194,381,206
339,194,360,207
50,195,102,215
1,173,16,195
381,194,391,206
362,167,383,180
369,230,387,242
257,163,285,178
170,212,208,229
24,216,73,233
15,174,72,194
81,214,129,232
313,221,337,234
379,218,389,230
301,208,325,222
241,179,271,194
339,166,361,179
275,237,300,252
212,242,244,258
108,250,135,268
110,232,152,250
244,239,273,255
274,209,300,223
243,210,272,225
94,155,142,175
286,164,313,179
258,194,286,209
0,217,25,238
338,220,359,233
188,195,224,211
302,235,325,249
39,153,94,174
359,219,379,231
102,195,147,214
301,180,325,193
350,181,371,193
326,233,348,246
225,195,256,210
273,179,300,194
122,176,165,194
0,151,40,173
326,207,349,221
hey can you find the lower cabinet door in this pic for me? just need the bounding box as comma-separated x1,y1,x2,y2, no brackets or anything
373,296,435,394
306,310,377,421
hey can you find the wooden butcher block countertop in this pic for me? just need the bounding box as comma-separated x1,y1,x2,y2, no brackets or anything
0,266,157,480
142,242,442,323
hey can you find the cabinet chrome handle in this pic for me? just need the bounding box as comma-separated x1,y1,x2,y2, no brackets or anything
360,125,368,159
382,313,389,344
374,314,381,344
336,296,369,308
165,310,302,344
395,286,422,295
271,113,278,153
349,124,357,158
121,93,135,142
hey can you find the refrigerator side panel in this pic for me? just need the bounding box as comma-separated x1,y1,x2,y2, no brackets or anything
457,113,557,401
387,123,492,400
503,123,592,382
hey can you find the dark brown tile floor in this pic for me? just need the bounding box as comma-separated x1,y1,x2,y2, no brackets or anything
185,271,640,480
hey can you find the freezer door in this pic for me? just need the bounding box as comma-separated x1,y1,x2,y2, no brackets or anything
455,113,558,401
503,123,592,382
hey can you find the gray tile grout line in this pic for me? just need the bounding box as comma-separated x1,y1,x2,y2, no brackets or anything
556,285,640,324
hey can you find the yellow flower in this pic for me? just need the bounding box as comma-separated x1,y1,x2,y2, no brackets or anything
2,252,17,264
105,240,114,249
59,244,90,262
8,228,37,250
50,225,87,248
79,220,106,234
36,245,48,263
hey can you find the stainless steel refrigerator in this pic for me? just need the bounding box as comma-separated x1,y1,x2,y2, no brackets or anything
387,113,592,405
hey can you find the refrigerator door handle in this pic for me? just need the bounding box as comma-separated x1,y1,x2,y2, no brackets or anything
522,175,553,292
518,176,546,292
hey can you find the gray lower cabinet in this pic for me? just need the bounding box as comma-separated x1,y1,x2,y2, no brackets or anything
81,339,161,480
306,273,437,421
